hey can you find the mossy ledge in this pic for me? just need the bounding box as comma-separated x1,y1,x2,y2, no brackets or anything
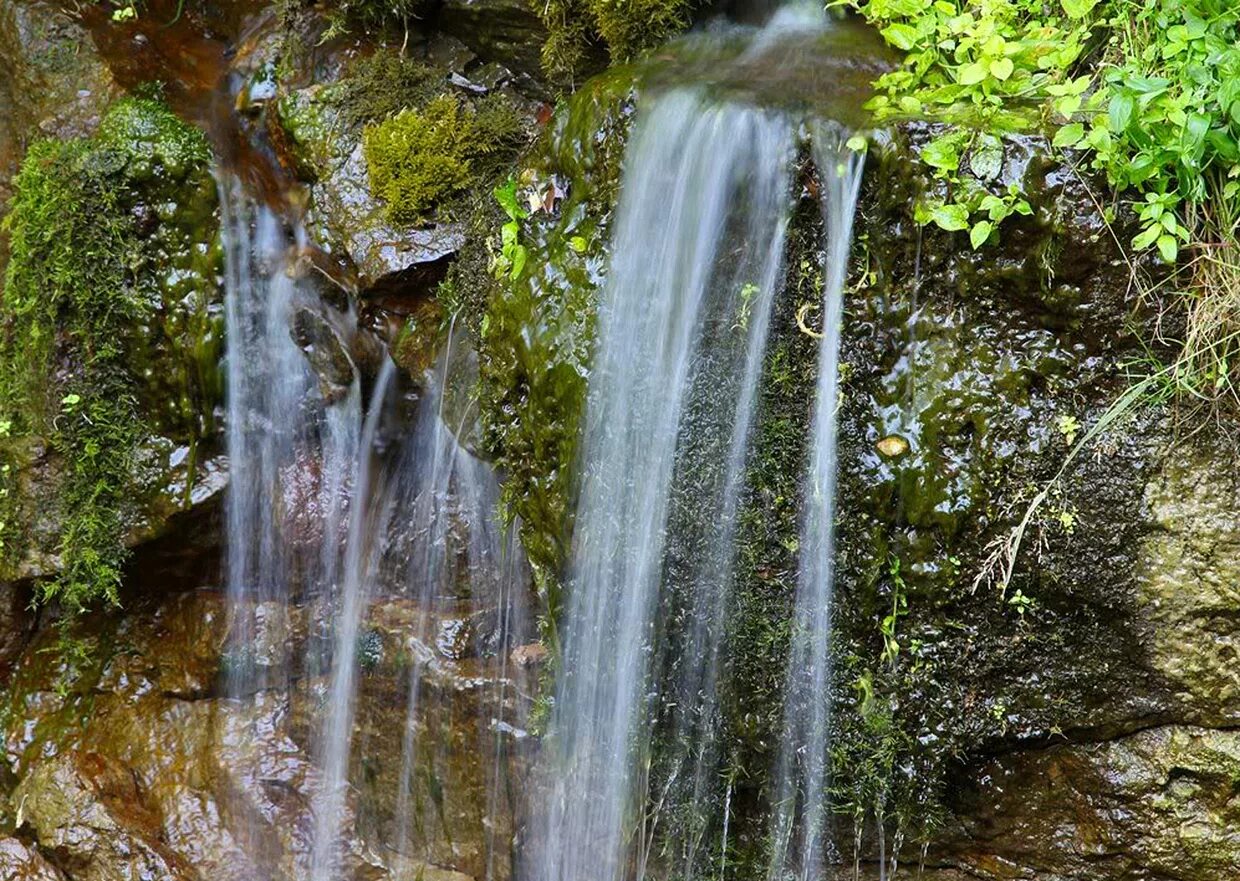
0,95,220,625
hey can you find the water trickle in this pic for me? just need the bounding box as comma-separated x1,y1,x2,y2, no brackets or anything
220,175,532,877
220,179,323,690
309,360,393,881
767,130,864,881
386,339,534,874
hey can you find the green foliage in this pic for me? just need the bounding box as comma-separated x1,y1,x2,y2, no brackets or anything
492,177,530,280
475,71,636,647
848,0,1240,400
362,93,526,224
318,0,422,41
538,0,697,82
0,96,214,618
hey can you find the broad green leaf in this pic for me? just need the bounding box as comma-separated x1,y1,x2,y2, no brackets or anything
970,220,994,248
1052,123,1085,148
1131,223,1160,250
929,203,969,231
1108,92,1134,132
921,135,960,171
882,23,919,51
989,58,1014,81
959,62,988,86
1061,0,1099,18
1156,234,1178,263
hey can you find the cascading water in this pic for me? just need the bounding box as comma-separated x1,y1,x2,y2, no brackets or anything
531,65,797,881
767,130,865,881
220,184,530,875
220,178,335,693
309,359,395,881
531,6,868,881
387,340,532,879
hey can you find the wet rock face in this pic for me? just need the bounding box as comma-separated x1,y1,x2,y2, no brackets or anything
0,837,65,880
0,588,533,881
942,726,1240,881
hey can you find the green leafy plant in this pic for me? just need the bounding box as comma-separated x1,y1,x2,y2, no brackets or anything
847,0,1240,401
491,177,530,281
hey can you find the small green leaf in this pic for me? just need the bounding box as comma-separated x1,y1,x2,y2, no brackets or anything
1108,92,1135,132
846,134,868,153
921,134,960,171
881,23,919,51
1061,0,1099,18
493,178,527,222
1131,223,1160,250
959,62,988,86
970,220,994,248
1156,234,1178,263
510,244,528,279
569,235,588,253
989,58,1014,81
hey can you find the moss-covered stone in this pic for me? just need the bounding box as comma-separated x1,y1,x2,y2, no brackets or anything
0,95,222,614
536,0,698,83
474,66,636,630
362,93,524,225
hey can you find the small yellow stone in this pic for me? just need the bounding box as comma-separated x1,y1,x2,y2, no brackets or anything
877,435,909,458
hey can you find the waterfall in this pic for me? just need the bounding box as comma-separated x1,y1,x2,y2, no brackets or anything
220,179,331,694
309,360,395,881
220,169,531,879
531,7,867,881
531,86,797,881
389,340,532,877
767,131,864,881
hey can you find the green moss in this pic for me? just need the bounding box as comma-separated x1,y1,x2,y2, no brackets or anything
363,95,476,223
538,0,698,82
315,0,423,40
362,93,527,225
475,69,636,642
0,95,217,618
337,50,442,130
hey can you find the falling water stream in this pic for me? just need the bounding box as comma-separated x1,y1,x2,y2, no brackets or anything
533,6,868,881
220,176,530,879
768,130,865,881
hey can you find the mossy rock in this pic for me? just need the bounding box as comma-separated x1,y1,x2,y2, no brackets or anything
0,95,223,604
273,47,531,295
